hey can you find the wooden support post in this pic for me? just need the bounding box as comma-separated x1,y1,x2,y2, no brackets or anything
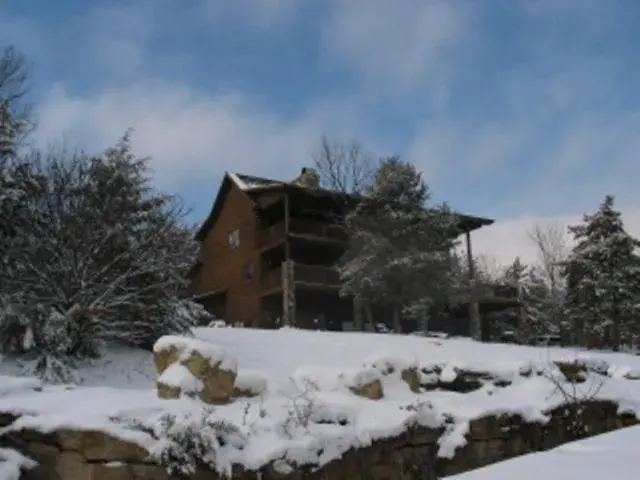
282,259,296,327
281,192,296,327
465,230,482,341
353,296,364,331
514,259,527,342
284,193,290,260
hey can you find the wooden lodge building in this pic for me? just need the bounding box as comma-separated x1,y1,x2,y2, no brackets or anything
187,168,518,338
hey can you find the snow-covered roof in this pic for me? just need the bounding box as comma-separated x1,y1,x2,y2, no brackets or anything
195,171,494,242
228,172,285,191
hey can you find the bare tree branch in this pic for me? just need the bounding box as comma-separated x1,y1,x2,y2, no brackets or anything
528,222,568,289
0,46,33,157
312,135,374,194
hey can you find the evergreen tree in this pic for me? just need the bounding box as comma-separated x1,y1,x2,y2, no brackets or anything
339,157,458,333
0,134,203,382
562,195,640,350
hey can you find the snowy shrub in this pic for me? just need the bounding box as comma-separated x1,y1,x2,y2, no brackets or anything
280,379,322,437
0,133,201,380
149,409,245,476
2,304,104,383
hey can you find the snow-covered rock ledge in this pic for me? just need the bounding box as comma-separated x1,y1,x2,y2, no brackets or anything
0,399,637,479
1,332,640,479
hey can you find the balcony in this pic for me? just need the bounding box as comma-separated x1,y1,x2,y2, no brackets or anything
295,263,341,287
258,218,349,249
260,263,342,294
450,282,519,308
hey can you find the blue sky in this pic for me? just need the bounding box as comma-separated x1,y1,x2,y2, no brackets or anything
2,0,640,264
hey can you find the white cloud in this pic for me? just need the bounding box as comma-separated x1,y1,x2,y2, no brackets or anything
7,0,639,270
35,82,355,187
321,0,468,94
195,0,299,29
470,206,640,267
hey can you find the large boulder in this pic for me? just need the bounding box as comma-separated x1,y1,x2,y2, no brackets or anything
153,335,238,404
348,369,384,400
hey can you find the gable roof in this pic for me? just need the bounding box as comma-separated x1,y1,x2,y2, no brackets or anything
195,171,495,242
194,173,240,242
195,171,346,242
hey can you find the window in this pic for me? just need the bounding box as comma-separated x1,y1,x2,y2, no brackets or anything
228,229,240,249
243,263,254,281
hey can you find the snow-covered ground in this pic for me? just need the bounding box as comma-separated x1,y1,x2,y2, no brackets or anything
450,424,640,480
1,327,640,476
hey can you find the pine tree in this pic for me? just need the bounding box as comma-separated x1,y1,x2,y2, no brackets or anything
339,157,458,334
0,134,203,382
563,195,640,350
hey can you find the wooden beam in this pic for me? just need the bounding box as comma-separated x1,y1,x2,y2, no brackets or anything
465,230,474,281
465,229,482,340
282,259,296,327
284,192,290,261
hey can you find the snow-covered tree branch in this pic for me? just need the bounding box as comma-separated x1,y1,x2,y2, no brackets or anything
0,133,203,382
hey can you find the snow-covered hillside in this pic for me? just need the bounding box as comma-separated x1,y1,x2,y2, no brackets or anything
1,327,640,475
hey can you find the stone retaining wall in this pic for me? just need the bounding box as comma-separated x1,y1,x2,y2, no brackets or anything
2,400,637,480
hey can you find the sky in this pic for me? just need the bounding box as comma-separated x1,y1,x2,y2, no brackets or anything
2,0,640,266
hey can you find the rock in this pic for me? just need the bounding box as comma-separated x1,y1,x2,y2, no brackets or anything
54,429,149,463
201,367,237,404
156,363,203,400
421,368,492,393
623,370,640,380
350,378,383,400
153,345,180,375
156,381,182,400
55,451,93,479
0,412,18,428
401,367,421,393
554,361,587,383
153,335,238,405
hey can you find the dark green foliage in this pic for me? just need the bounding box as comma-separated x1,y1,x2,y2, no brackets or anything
338,157,459,333
0,133,202,382
562,195,640,349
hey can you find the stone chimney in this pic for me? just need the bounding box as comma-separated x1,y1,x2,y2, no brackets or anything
291,167,320,188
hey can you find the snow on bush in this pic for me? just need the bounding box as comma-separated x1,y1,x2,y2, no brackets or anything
148,408,245,477
208,320,228,328
0,134,202,383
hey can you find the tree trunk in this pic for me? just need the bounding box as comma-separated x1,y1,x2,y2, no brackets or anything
468,299,481,340
364,303,374,331
353,296,364,331
421,314,429,336
392,305,402,334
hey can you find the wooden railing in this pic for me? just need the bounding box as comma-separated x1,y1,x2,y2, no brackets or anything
294,263,341,287
260,266,283,291
258,219,348,248
260,263,341,292
289,218,349,243
450,282,518,305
